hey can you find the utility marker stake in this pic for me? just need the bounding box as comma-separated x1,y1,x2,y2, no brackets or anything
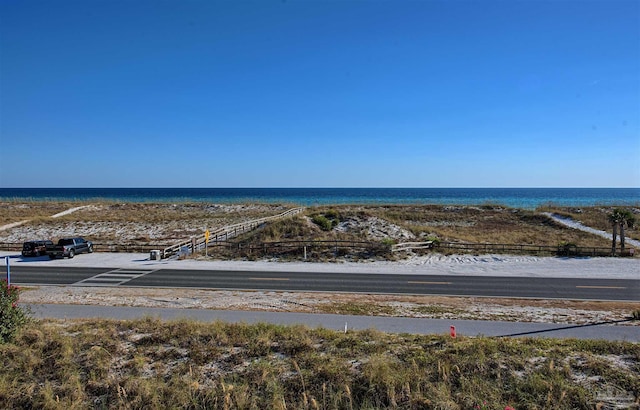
344,322,348,333
5,256,10,287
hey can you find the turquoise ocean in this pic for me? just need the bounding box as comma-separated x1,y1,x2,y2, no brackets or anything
0,188,638,209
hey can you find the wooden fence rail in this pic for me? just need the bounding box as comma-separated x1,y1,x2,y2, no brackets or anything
162,207,306,259
0,236,634,259
209,239,389,258
391,241,434,252
0,242,172,254
432,241,633,257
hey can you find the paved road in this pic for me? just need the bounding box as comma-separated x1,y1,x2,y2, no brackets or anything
26,303,640,342
9,265,640,301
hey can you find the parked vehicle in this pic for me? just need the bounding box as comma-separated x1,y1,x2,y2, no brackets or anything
46,237,94,259
21,240,54,257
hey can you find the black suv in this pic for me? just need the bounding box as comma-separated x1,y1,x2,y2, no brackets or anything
22,240,53,257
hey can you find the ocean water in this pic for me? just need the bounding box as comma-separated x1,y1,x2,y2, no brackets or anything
0,188,639,209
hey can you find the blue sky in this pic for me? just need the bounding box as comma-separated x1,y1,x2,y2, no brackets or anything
1,0,638,188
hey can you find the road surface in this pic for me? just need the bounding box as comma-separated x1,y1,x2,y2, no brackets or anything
8,265,639,301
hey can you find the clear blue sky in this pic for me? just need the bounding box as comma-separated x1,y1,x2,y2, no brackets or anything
1,0,638,188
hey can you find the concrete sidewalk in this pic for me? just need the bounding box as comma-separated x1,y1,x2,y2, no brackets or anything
27,303,640,342
3,251,640,279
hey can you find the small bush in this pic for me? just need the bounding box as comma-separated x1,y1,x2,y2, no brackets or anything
380,238,396,246
0,280,29,343
311,210,341,231
311,215,333,231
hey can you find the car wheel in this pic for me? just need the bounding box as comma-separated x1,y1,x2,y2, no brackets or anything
88,245,94,253
68,249,75,258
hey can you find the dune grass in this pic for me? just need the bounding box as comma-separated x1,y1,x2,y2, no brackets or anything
236,205,615,250
538,205,639,242
53,202,290,224
0,318,638,409
375,205,613,248
0,202,78,226
2,202,632,254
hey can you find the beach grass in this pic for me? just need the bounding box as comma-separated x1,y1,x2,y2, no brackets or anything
1,202,633,253
1,318,638,409
0,202,79,226
234,205,616,250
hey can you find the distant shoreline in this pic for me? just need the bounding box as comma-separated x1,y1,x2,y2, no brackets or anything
1,187,639,209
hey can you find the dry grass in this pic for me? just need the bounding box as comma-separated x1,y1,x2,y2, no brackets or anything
0,202,292,244
375,204,613,248
0,201,78,226
236,205,616,251
539,205,640,241
1,202,632,253
54,202,289,224
0,318,638,409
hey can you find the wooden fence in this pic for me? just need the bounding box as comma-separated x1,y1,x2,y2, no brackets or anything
209,240,390,258
391,241,434,252
432,241,633,257
161,207,306,259
0,242,171,254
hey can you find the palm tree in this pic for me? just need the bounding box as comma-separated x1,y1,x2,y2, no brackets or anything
608,208,636,255
608,209,623,255
618,209,636,253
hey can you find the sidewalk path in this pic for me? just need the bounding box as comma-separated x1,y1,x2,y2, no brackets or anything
545,212,640,248
0,205,90,232
27,303,640,342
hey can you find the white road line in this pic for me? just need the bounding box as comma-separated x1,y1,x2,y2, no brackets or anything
74,268,156,286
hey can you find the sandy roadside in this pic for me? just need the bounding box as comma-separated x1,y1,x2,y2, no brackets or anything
3,251,638,325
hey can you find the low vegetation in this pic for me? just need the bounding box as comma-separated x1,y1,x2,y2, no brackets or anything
0,201,76,226
0,202,292,244
2,202,638,259
220,205,624,261
538,205,639,242
0,318,638,409
0,280,30,343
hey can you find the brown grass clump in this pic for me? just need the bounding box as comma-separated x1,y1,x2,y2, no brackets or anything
0,318,638,409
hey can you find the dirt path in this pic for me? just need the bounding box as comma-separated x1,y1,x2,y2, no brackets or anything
545,212,640,248
50,205,90,218
0,205,91,232
0,219,30,232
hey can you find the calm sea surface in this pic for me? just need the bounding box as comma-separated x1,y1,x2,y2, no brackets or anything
1,188,638,209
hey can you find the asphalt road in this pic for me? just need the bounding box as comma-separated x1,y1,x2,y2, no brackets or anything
8,265,640,301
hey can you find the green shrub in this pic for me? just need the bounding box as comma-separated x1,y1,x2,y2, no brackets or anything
312,215,333,231
311,210,341,231
0,280,29,343
324,209,341,220
380,238,396,246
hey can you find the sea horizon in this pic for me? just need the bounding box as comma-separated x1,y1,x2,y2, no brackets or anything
1,187,639,209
